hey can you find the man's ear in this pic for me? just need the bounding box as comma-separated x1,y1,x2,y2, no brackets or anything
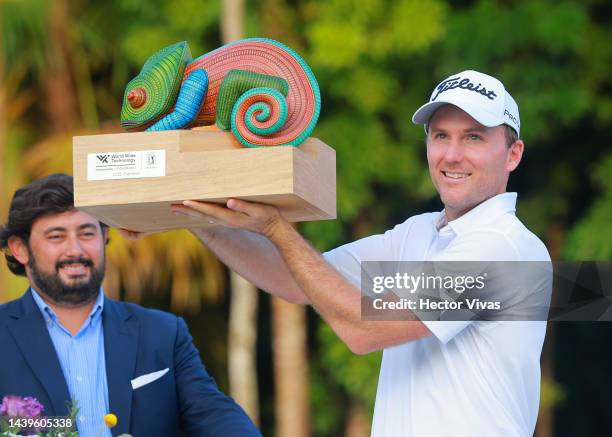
506,139,525,172
103,227,110,245
7,235,30,266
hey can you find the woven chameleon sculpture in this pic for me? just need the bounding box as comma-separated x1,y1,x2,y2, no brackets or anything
120,38,321,148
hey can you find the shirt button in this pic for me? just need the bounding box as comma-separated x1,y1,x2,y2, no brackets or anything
79,416,85,422
76,376,83,383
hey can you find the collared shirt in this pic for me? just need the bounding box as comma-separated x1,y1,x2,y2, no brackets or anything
324,192,551,437
31,288,111,437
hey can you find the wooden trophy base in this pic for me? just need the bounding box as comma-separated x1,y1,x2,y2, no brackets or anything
72,129,336,232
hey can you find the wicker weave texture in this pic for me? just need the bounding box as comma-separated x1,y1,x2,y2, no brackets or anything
121,42,192,130
121,38,321,147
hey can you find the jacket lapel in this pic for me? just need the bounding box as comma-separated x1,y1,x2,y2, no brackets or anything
5,290,72,416
103,300,139,436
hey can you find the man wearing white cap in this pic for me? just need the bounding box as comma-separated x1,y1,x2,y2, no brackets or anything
155,70,550,436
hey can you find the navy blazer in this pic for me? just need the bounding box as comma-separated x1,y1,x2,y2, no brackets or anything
0,291,262,437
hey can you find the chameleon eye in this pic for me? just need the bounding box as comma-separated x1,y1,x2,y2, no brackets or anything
127,87,147,108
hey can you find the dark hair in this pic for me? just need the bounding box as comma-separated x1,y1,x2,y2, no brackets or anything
504,125,519,148
0,173,108,276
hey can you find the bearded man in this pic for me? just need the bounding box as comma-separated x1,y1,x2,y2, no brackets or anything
0,173,261,437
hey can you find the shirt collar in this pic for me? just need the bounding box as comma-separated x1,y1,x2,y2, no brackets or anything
435,192,517,235
30,287,105,325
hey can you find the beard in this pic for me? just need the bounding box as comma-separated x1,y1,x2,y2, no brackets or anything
28,248,105,307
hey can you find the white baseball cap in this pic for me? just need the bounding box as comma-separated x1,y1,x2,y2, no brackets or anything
412,70,521,136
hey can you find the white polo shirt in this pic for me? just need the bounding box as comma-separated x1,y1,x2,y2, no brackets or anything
323,192,551,437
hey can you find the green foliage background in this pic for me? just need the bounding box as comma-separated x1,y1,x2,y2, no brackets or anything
1,0,610,435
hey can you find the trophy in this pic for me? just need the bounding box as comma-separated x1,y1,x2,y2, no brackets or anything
72,38,335,232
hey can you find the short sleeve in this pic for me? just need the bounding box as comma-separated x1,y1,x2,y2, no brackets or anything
323,235,389,288
323,217,418,289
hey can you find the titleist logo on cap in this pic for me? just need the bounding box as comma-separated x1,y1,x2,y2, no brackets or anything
431,76,498,102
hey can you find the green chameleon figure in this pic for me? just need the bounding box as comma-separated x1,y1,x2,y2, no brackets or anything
120,38,321,148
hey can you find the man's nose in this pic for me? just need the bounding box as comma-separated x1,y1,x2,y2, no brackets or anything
64,235,86,257
443,138,464,163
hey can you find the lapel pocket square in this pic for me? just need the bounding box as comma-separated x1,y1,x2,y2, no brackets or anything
131,368,169,390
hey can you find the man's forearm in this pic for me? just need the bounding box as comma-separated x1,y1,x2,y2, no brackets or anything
265,219,429,354
191,227,309,304
176,199,429,353
264,220,378,350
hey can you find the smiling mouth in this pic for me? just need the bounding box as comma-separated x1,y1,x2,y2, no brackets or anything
442,171,471,180
58,262,91,276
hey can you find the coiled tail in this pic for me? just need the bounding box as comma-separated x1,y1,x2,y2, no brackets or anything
187,38,321,147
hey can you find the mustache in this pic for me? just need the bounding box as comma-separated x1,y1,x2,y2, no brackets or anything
55,257,94,271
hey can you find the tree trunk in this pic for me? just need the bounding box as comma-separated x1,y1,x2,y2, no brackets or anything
221,0,260,425
42,0,79,132
228,272,260,424
221,0,245,43
272,296,310,437
535,223,565,437
345,400,370,437
257,4,312,434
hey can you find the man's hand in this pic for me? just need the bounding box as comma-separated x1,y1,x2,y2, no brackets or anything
172,198,429,352
171,199,286,239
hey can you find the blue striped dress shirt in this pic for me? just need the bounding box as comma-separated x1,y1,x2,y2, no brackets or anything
31,288,112,437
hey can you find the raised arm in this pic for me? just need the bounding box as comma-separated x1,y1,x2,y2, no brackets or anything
176,199,431,355
121,206,308,304
187,225,309,305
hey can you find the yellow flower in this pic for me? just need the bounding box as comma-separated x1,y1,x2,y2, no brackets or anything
103,413,118,428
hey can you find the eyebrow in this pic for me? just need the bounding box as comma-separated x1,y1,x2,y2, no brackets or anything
43,223,99,234
429,125,489,133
